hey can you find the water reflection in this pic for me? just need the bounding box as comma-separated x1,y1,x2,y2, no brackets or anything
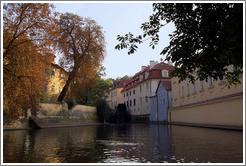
3,124,243,163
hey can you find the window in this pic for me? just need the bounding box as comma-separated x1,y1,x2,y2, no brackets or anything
140,85,142,92
51,85,55,92
162,70,168,77
45,68,49,74
219,75,226,83
134,99,136,106
127,101,129,107
140,97,142,104
130,91,131,96
124,93,125,98
146,82,149,90
187,83,190,95
193,83,196,93
208,76,213,87
130,100,132,107
52,68,55,76
133,90,135,94
145,96,148,102
173,82,177,99
45,85,48,91
181,85,184,97
200,81,204,90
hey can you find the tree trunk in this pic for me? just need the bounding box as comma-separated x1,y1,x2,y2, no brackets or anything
57,73,74,102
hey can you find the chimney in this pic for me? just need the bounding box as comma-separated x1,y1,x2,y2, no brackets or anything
154,61,158,66
168,60,173,66
150,60,155,69
141,66,147,71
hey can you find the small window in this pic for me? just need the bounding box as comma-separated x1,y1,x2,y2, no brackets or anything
200,81,204,90
145,96,148,102
181,85,184,97
45,68,49,74
45,85,48,91
220,75,226,83
51,85,55,92
134,99,136,106
140,97,142,104
133,90,135,94
187,83,190,95
208,76,213,87
130,100,132,107
193,83,196,93
162,70,168,77
52,68,55,76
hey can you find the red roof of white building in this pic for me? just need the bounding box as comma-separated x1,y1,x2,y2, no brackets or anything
121,62,174,93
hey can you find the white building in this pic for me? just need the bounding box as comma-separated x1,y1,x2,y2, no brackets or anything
121,60,174,120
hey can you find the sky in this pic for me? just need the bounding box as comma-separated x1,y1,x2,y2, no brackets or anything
53,2,175,79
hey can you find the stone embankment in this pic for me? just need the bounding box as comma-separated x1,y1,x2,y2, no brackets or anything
4,103,98,130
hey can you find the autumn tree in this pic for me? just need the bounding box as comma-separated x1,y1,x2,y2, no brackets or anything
3,3,59,123
57,13,106,102
115,3,243,85
68,66,113,106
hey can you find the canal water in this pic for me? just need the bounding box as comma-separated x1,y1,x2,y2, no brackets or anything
3,124,243,163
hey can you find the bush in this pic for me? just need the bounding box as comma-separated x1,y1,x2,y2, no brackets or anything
94,98,112,123
66,97,77,110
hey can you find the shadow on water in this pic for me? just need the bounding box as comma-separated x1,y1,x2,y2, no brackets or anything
3,124,243,163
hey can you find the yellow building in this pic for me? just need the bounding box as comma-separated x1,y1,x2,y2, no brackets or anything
42,62,69,103
106,80,129,110
169,67,243,128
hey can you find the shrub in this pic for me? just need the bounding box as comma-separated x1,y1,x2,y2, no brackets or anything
94,98,112,123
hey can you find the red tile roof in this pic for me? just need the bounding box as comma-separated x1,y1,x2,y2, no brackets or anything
111,80,129,90
161,80,172,91
121,62,174,93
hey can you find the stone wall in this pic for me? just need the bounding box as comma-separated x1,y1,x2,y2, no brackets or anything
38,103,69,116
34,103,98,128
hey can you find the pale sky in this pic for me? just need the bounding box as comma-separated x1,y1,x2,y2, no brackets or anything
53,2,175,79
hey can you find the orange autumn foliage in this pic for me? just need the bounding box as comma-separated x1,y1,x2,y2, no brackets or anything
57,13,106,102
3,3,59,124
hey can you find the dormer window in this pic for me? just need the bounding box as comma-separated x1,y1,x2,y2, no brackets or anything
140,75,143,81
162,70,168,77
145,72,149,79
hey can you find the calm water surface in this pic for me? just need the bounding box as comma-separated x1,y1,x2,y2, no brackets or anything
3,124,243,163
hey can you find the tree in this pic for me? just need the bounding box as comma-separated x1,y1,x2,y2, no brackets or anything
3,3,58,57
115,75,132,82
57,13,106,102
3,3,58,123
115,3,243,85
68,66,113,106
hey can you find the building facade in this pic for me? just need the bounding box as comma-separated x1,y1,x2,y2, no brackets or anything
106,80,129,110
121,61,175,120
42,62,69,103
150,80,172,122
169,66,243,128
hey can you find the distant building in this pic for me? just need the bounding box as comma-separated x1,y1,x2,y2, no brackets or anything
169,66,243,128
150,80,172,122
106,80,129,110
121,61,175,121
